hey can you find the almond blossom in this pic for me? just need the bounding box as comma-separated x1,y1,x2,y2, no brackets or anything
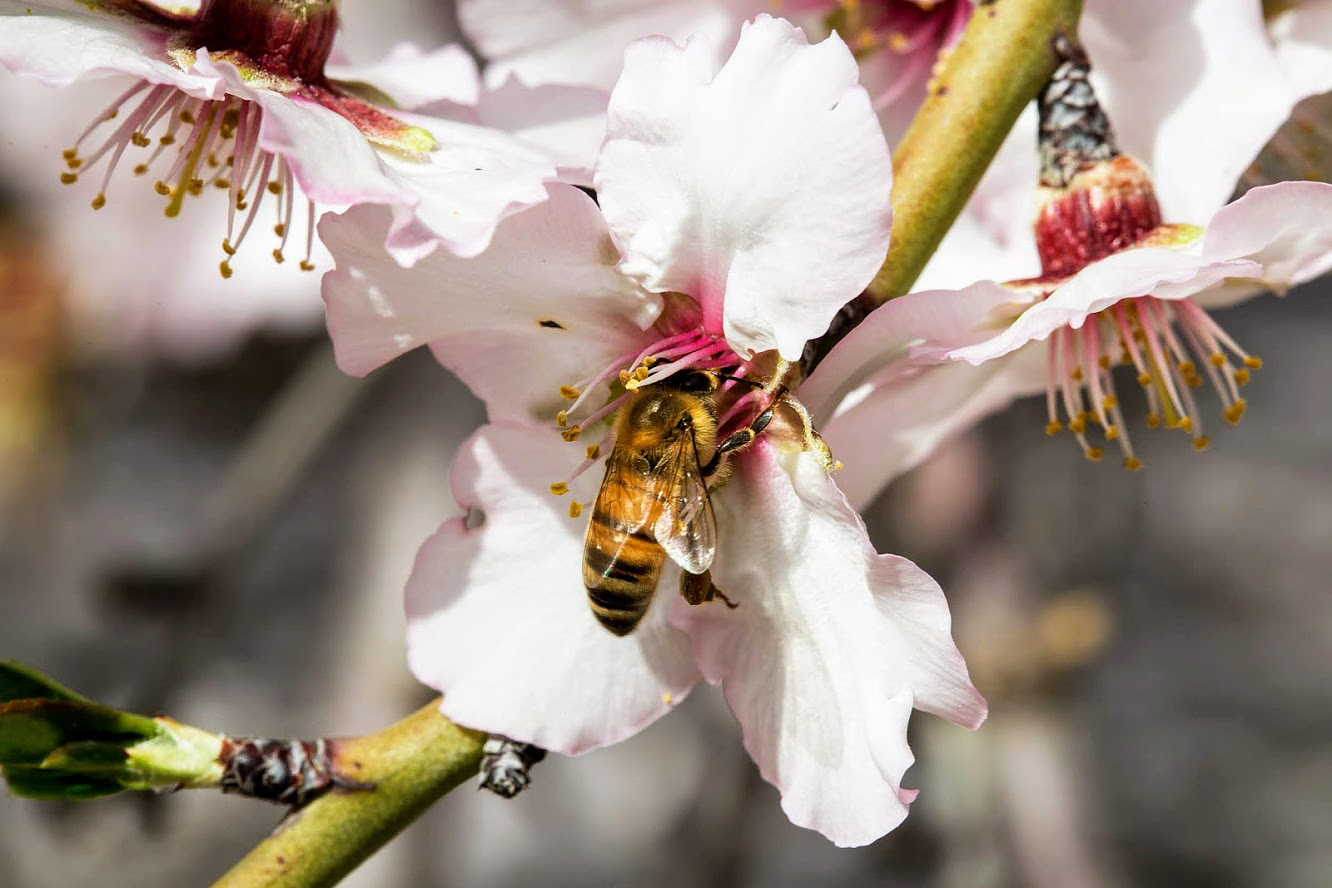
810,39,1332,504
0,0,560,279
321,16,984,847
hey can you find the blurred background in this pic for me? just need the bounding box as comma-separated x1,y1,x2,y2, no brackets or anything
2,3,1331,887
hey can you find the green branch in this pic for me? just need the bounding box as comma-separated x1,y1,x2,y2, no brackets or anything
211,700,485,888
867,0,1086,304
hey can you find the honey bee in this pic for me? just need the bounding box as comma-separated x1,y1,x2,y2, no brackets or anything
583,369,777,636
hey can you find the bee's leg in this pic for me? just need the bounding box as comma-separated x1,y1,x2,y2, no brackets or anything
702,388,785,478
679,570,740,609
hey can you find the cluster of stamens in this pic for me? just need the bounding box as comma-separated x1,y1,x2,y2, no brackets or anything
830,0,969,107
59,81,317,278
1045,295,1262,469
547,330,749,517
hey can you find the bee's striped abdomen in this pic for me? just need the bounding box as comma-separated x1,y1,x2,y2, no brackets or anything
583,478,667,636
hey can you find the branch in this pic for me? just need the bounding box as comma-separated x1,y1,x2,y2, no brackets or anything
866,0,1086,304
211,700,485,888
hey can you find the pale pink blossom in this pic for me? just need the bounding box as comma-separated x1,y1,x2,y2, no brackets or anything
322,16,983,846
0,0,559,280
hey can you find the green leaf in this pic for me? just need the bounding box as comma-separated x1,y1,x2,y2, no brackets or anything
1,765,127,801
41,741,132,773
0,700,159,764
0,662,89,704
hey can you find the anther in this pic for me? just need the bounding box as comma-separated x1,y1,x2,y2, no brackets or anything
60,172,78,185
222,238,237,256
1146,413,1162,429
299,260,315,271
1243,356,1263,369
1137,372,1152,387
1233,368,1251,386
555,411,568,428
1209,353,1226,368
1084,446,1104,462
1101,394,1118,410
1045,420,1063,436
219,260,233,279
154,180,170,196
585,444,601,460
272,249,284,263
1224,399,1247,424
561,426,582,442
267,181,281,195
1105,426,1119,440
274,223,285,237
1192,435,1210,451
559,386,581,400
133,163,148,175
549,482,569,496
90,193,106,210
1177,416,1194,433
1123,456,1144,471
568,501,583,519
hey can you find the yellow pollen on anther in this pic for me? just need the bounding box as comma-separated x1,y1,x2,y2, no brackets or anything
62,148,77,160
1192,436,1210,451
1244,356,1263,369
159,134,176,146
133,163,148,175
272,249,285,263
1045,420,1063,436
1137,372,1152,387
634,365,651,381
1146,413,1162,429
1209,353,1226,368
1178,360,1196,376
559,385,581,400
1233,368,1251,386
1068,413,1087,434
1102,394,1118,410
274,223,285,237
568,501,583,519
179,110,195,124
618,369,631,386
1098,355,1111,370
60,172,78,185
586,444,601,460
549,482,569,495
1084,446,1104,462
65,156,82,169
561,426,582,442
1225,399,1247,424
1177,416,1194,433
1070,366,1084,381
1105,426,1120,440
299,260,315,272
154,180,170,196
219,261,233,279
1123,456,1144,471
221,238,237,256
213,178,229,189
555,410,568,428
267,181,281,195
90,193,106,210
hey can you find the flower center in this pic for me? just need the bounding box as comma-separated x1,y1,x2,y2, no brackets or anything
546,330,754,513
1044,296,1261,469
60,84,316,278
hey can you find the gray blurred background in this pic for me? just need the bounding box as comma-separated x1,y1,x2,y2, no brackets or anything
2,2,1331,887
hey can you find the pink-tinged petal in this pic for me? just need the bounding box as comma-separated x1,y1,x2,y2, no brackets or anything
1083,0,1299,222
820,349,1047,511
945,249,1262,365
1200,181,1332,296
675,442,985,847
407,423,700,755
800,281,1022,423
0,2,223,97
596,15,892,360
466,75,610,188
459,0,763,90
326,42,481,109
320,186,658,421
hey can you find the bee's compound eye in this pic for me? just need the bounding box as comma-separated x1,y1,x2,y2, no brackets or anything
677,414,692,430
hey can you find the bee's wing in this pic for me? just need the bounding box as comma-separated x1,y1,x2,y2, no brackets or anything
653,437,717,575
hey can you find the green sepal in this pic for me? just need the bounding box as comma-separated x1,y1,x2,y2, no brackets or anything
2,766,127,801
0,664,226,801
0,661,90,704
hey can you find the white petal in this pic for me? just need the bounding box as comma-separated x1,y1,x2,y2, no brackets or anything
821,349,1048,512
468,75,610,188
675,442,985,847
459,0,761,90
320,185,659,421
595,14,892,360
407,423,700,755
944,248,1262,365
1083,0,1301,222
1200,181,1332,295
326,42,481,110
1270,1,1332,98
0,2,223,97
